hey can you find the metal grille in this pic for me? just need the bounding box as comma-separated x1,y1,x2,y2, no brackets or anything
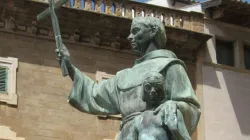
0,66,8,93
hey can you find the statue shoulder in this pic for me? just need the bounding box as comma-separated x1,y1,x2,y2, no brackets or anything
115,58,183,90
161,58,186,71
141,57,185,72
116,68,130,76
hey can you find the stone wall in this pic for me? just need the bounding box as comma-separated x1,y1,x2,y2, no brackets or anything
201,19,250,140
0,31,134,140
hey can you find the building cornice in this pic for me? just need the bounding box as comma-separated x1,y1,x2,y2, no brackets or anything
205,18,250,33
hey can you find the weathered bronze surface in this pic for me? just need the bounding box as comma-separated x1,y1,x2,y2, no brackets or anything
37,0,70,77
36,0,201,139
53,14,201,139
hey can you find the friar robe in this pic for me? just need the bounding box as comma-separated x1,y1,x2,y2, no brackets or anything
68,49,200,140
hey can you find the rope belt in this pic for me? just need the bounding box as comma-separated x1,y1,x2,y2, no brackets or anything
120,112,142,130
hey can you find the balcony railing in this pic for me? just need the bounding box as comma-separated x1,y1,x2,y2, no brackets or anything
32,0,204,32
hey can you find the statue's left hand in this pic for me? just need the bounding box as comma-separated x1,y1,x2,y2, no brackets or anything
153,100,178,131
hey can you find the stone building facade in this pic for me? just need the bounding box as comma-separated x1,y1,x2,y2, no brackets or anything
0,0,210,140
181,0,250,140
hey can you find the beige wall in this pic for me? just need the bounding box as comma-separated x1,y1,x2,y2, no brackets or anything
0,31,134,140
202,64,250,140
202,19,250,140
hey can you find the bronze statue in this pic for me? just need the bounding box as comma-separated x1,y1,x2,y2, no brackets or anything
37,1,201,139
66,17,200,140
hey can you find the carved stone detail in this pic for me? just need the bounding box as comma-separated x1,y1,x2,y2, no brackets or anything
95,0,102,13
30,21,38,35
164,13,171,26
0,8,5,28
84,0,92,11
105,0,112,15
93,32,101,45
73,28,81,42
125,5,132,18
174,14,181,28
154,11,160,19
182,16,191,30
191,16,204,32
74,0,81,8
0,19,5,28
145,9,154,17
135,7,142,17
5,17,16,31
111,36,121,50
39,28,49,35
115,3,122,17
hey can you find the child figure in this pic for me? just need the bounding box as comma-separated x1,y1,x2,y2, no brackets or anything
124,72,170,140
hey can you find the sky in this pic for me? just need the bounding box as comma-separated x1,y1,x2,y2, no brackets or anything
69,0,250,8
136,0,149,2
136,0,250,3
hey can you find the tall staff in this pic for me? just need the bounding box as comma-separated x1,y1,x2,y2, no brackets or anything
37,0,70,77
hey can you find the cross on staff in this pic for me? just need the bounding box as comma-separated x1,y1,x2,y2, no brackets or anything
37,0,70,77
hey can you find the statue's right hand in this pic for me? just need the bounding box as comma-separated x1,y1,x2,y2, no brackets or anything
55,48,75,80
55,48,63,60
55,48,72,68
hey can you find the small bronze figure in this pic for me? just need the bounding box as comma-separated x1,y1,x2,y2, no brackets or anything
124,72,168,140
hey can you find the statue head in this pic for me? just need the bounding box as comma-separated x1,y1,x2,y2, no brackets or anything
127,17,167,56
142,72,165,107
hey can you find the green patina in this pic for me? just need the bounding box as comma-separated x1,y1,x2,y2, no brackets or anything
40,1,201,139
67,17,201,140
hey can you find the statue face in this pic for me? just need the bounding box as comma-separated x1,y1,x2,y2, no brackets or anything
143,77,164,107
127,23,154,55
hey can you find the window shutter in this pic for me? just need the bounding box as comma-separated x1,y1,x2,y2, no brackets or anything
0,66,8,93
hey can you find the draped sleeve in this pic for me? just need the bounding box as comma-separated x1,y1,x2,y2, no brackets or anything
68,66,120,115
164,62,201,139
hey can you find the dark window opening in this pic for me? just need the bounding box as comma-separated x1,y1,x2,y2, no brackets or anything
216,39,234,66
244,44,250,70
